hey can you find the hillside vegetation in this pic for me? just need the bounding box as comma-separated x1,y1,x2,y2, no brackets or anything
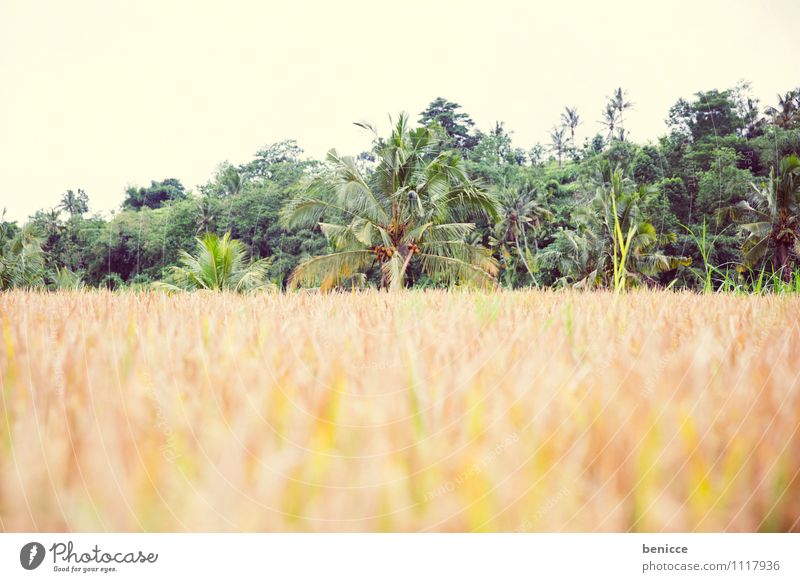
3,86,800,294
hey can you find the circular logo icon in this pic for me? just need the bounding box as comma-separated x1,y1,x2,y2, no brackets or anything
20,542,46,570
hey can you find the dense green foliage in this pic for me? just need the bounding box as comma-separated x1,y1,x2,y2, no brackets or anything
3,82,800,292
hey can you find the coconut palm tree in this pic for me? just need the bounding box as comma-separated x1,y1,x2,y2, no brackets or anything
50,267,85,290
0,223,46,289
717,154,800,278
764,90,800,130
281,113,499,291
156,232,274,292
493,184,553,284
560,106,581,146
549,127,568,168
537,225,599,288
58,189,89,217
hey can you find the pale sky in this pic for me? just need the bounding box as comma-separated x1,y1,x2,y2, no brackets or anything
0,0,796,222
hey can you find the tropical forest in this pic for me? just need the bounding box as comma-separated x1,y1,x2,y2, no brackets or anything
3,85,800,294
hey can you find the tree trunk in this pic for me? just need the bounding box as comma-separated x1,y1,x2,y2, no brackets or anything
776,241,791,281
516,231,538,288
397,246,414,289
386,245,413,291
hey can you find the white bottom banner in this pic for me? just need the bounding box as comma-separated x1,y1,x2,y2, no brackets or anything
1,534,796,581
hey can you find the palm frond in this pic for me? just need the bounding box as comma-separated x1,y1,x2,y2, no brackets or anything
327,149,389,223
288,250,376,291
158,232,275,293
417,252,497,289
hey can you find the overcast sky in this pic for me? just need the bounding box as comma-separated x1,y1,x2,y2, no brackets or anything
0,0,796,222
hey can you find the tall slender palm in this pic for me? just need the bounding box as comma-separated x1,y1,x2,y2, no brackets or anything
156,232,274,292
600,104,618,141
58,189,89,217
609,87,634,141
717,154,800,278
281,113,499,291
560,106,581,146
549,127,568,168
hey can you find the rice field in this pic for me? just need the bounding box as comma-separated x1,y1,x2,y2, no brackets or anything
1,289,799,532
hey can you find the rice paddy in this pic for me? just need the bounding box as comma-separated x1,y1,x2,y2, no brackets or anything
1,290,798,532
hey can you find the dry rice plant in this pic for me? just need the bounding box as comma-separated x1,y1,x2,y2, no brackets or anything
1,289,799,532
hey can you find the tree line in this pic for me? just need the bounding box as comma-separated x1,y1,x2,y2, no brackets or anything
2,83,799,292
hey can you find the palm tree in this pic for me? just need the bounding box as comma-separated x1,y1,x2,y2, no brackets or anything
537,225,599,288
549,127,568,168
58,189,89,217
281,113,499,291
50,267,85,290
41,208,64,239
538,166,687,289
494,184,553,284
600,104,618,141
195,196,217,234
0,223,46,289
594,169,684,290
717,154,800,278
764,90,800,130
156,232,274,292
560,106,581,146
220,165,244,197
609,87,634,140
57,190,88,271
